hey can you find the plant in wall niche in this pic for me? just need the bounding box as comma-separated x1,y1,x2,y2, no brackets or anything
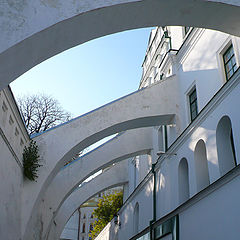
23,140,41,181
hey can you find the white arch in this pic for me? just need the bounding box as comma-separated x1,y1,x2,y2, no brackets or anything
46,161,128,240
25,128,153,240
22,76,178,238
1,1,240,89
178,158,190,204
194,139,210,192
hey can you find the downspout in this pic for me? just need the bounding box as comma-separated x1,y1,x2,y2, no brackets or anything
77,208,81,240
149,163,157,240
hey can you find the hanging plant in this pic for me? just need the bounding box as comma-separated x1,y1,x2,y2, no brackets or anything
23,140,41,181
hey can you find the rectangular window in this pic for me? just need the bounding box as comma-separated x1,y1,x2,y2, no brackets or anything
223,44,237,80
163,125,168,151
189,88,198,121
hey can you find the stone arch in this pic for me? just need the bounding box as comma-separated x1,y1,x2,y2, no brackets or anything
33,128,152,240
178,158,190,204
133,202,139,235
46,160,128,239
194,139,210,192
216,115,237,176
1,1,240,89
22,77,177,240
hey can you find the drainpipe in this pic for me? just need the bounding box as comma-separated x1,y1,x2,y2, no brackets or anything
77,208,81,240
149,163,157,240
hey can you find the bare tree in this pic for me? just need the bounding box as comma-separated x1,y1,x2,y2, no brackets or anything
17,94,71,134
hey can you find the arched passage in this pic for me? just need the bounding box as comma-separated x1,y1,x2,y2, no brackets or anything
216,115,237,176
46,160,128,240
133,202,140,235
178,158,190,204
29,127,152,240
1,1,240,89
194,139,210,192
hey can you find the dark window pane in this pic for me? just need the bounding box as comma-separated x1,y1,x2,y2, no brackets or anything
223,45,237,81
189,89,198,121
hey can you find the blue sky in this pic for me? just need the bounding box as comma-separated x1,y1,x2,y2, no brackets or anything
10,27,153,118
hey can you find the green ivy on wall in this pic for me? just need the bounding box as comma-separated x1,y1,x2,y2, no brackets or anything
23,140,41,181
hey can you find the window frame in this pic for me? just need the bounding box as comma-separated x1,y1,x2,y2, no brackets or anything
182,26,192,38
188,87,198,122
223,44,237,81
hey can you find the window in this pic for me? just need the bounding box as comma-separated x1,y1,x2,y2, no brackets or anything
189,88,198,121
223,44,237,80
82,223,85,233
163,125,168,151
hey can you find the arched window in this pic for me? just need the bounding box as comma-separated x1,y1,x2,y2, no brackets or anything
216,116,237,176
194,139,210,192
90,214,93,219
82,223,85,233
133,202,139,235
178,158,190,204
83,214,86,219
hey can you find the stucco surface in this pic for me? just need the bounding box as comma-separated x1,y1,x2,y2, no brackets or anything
46,161,128,239
0,136,22,240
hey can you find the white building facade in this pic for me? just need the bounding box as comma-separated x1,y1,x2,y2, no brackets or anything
92,26,240,240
